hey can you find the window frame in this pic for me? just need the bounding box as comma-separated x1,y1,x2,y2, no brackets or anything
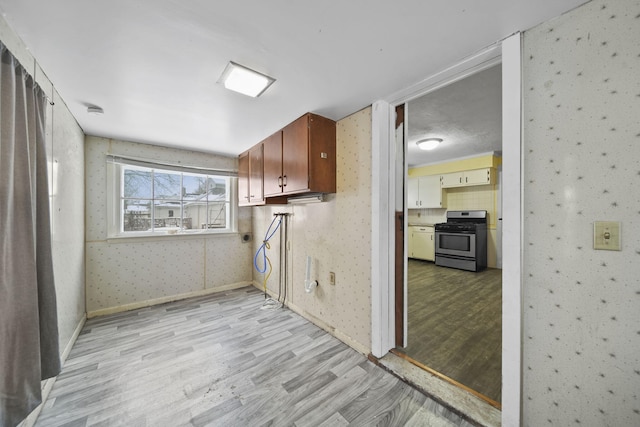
106,156,238,238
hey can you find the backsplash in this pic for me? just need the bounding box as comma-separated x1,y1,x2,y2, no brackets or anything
407,208,446,226
407,186,496,225
522,0,640,425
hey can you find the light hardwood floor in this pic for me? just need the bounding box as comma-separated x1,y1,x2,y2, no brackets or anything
399,260,502,403
36,287,477,427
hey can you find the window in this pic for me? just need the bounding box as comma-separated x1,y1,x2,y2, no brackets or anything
107,156,237,237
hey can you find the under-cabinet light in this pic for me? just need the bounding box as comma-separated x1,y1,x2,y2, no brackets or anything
288,194,324,204
218,61,275,97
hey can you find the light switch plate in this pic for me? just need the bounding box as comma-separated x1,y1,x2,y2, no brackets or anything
593,221,621,251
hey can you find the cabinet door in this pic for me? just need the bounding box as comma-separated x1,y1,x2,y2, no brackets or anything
407,178,420,208
282,115,309,194
420,175,444,208
263,131,284,197
238,151,250,206
408,229,415,257
441,172,463,188
412,228,431,260
425,229,435,261
307,114,336,193
248,143,264,203
464,168,492,185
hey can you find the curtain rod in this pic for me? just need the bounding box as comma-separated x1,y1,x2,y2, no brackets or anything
106,153,238,177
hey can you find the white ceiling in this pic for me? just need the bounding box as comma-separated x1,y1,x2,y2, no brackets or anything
0,1,587,158
407,64,502,167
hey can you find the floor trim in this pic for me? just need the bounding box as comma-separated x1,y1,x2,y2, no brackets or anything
87,281,252,318
371,351,502,427
253,282,371,356
391,349,501,410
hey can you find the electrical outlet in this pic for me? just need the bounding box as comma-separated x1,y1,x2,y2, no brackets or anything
329,272,335,286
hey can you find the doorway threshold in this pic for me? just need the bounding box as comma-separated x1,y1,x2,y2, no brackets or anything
370,350,501,427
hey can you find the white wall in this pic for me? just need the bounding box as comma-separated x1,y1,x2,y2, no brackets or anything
0,14,85,363
522,0,640,425
85,136,253,315
252,107,373,353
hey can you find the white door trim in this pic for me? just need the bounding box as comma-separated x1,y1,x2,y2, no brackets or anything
501,32,523,427
371,100,395,358
370,33,523,426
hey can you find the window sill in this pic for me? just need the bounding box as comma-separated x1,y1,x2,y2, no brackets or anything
106,230,239,243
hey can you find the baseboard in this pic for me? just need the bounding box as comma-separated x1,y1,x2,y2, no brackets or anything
61,314,87,362
20,314,86,427
252,282,370,356
87,281,253,318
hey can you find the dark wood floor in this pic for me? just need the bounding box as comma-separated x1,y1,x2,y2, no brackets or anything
399,260,502,403
36,287,476,427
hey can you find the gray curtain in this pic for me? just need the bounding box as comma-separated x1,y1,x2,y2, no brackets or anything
0,42,60,427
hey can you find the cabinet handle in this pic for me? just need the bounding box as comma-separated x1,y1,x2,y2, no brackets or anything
465,176,468,183
459,177,462,183
419,201,422,206
283,175,287,187
278,176,283,188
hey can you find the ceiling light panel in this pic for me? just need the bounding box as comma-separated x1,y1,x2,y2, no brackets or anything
218,62,275,97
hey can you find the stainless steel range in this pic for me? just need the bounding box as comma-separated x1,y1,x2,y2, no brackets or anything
435,210,487,272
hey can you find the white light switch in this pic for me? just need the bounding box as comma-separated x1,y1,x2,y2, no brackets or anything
593,221,621,251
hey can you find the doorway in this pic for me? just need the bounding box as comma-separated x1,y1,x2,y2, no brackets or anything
398,64,503,405
370,33,523,425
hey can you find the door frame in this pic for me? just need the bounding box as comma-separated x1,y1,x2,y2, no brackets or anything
371,33,523,425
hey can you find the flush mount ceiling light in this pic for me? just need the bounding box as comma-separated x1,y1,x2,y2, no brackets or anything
87,105,104,115
218,61,275,97
416,138,443,151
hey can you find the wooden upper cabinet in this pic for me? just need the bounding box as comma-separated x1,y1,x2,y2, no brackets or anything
282,115,309,194
238,151,250,205
262,113,336,198
248,143,264,203
306,114,336,194
238,142,266,206
263,131,284,197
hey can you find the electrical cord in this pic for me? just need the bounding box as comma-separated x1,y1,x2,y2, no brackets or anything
282,214,288,304
254,214,284,309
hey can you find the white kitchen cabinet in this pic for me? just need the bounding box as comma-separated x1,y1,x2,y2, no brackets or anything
407,177,420,208
409,225,435,261
408,175,445,208
440,168,494,188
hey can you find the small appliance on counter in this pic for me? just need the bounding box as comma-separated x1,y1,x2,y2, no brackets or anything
434,210,487,272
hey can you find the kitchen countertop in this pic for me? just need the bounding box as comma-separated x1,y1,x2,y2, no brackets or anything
408,223,435,227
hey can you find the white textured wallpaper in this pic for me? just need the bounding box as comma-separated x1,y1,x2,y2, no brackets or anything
252,107,372,352
0,14,86,359
49,91,86,353
85,136,252,314
522,0,640,425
